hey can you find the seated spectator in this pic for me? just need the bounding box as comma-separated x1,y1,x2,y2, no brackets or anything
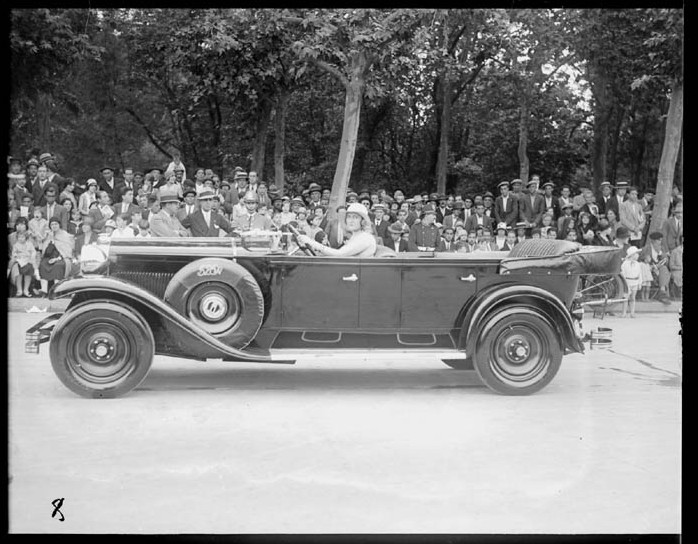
493,223,509,250
613,226,631,258
620,246,642,318
10,229,37,297
530,227,542,240
111,214,136,238
58,178,78,210
557,202,574,233
539,212,554,237
67,207,83,235
7,191,20,232
565,229,579,242
19,194,34,219
504,229,518,250
78,179,99,217
593,217,614,246
576,211,596,245
103,219,117,237
136,219,151,237
515,222,528,244
438,226,457,252
75,217,98,257
478,228,496,251
37,216,74,296
458,231,480,253
385,222,409,253
605,208,620,239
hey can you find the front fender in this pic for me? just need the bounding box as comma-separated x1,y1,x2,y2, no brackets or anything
50,276,273,362
458,283,583,357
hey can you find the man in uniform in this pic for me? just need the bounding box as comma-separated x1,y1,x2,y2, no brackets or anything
408,202,440,252
150,193,190,237
494,180,518,228
181,189,231,237
230,191,273,233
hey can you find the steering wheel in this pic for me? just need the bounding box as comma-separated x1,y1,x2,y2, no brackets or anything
286,223,317,256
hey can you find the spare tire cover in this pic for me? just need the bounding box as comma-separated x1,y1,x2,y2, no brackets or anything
164,258,264,348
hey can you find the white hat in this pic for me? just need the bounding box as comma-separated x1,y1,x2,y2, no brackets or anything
626,246,640,258
345,202,370,223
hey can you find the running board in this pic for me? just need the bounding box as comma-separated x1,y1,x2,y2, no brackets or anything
269,348,466,362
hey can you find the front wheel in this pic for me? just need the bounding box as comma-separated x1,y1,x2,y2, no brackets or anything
49,300,155,398
473,309,562,395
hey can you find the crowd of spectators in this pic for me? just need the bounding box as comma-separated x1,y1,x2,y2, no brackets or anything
6,152,683,301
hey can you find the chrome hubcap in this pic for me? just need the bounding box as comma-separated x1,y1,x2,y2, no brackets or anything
506,336,530,363
200,293,228,321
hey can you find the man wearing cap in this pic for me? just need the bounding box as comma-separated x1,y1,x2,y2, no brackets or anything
493,223,510,250
614,180,629,208
177,188,199,222
510,179,525,201
494,181,518,228
482,192,495,219
540,182,560,220
25,158,39,190
408,203,440,252
41,183,69,231
386,222,409,252
597,181,618,218
230,191,273,233
150,194,190,237
465,201,494,234
518,179,546,227
558,185,573,212
98,166,120,203
371,203,391,245
88,190,116,232
181,190,231,237
307,183,323,210
436,194,451,225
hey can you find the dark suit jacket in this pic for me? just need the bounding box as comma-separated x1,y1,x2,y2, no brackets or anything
41,203,69,231
374,219,391,245
113,202,141,219
181,209,231,237
494,195,518,227
661,217,682,252
438,239,458,252
222,189,240,215
386,238,409,253
464,214,494,233
597,195,618,218
435,207,452,225
518,194,546,225
98,179,121,203
541,195,561,221
31,179,51,207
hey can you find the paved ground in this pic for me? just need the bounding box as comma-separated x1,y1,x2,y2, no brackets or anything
8,311,681,534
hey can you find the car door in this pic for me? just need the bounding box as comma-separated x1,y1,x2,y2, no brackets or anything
278,256,360,329
358,259,401,330
399,258,481,331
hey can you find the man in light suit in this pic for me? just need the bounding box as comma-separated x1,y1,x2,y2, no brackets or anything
181,190,231,237
150,193,190,237
494,180,518,228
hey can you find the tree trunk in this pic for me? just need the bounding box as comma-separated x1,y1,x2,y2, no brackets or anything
327,70,366,223
590,67,611,192
436,75,451,195
517,94,530,183
274,90,289,192
649,81,683,235
37,91,52,150
251,97,273,176
607,102,625,184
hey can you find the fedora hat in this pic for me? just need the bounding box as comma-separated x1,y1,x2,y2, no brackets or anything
159,194,180,204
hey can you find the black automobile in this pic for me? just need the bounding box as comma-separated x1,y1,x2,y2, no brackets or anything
26,233,621,398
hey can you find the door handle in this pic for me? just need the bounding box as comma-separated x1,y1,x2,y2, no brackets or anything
342,273,358,282
459,274,476,282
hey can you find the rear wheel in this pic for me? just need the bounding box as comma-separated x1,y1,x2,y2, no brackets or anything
49,300,154,398
473,309,562,395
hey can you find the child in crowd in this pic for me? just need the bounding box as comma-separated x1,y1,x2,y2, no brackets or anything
28,207,48,250
111,214,135,238
136,219,151,237
504,230,517,250
620,246,642,318
11,230,37,297
67,207,83,235
547,228,558,240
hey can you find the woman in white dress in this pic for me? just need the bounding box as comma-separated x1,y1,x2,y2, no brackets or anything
297,203,376,257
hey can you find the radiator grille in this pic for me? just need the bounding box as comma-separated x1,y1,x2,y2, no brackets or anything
112,271,175,299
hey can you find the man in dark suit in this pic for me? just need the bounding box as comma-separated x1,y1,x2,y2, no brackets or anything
386,221,409,253
42,155,67,193
120,167,141,197
31,163,52,207
464,202,494,233
661,203,682,253
494,181,518,228
40,183,69,231
371,203,391,245
438,227,457,252
596,181,618,218
540,182,560,221
113,186,141,219
181,190,231,237
518,179,546,227
177,188,200,223
435,194,452,225
98,166,121,204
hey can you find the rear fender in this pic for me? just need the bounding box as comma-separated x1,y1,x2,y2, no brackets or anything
457,283,583,357
51,276,273,362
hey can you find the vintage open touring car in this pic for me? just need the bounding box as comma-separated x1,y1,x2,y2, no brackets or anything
26,230,622,398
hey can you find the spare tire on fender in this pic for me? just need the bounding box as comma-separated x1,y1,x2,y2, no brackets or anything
163,258,265,348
